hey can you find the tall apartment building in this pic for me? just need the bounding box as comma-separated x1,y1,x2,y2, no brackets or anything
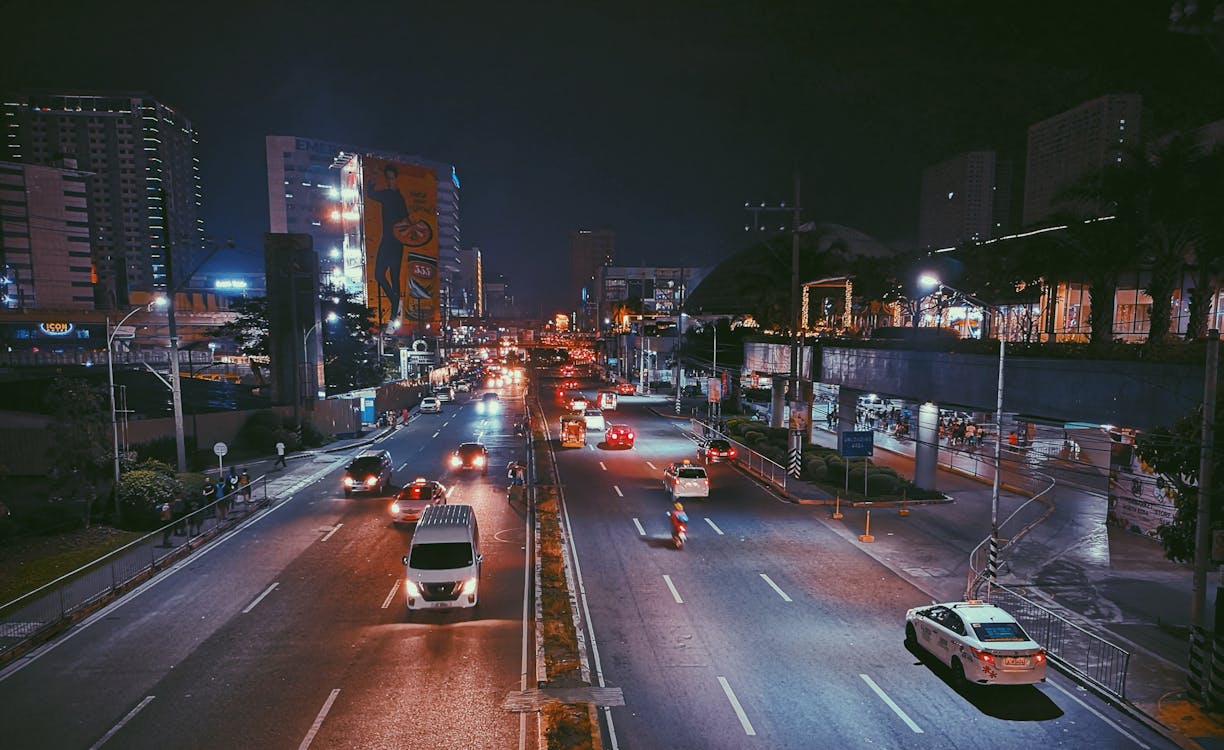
484,272,513,318
265,135,460,311
3,91,203,308
1022,94,1144,227
456,245,483,317
0,160,94,309
570,228,615,328
918,150,1012,249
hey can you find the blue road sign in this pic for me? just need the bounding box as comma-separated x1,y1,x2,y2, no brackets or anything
839,430,875,457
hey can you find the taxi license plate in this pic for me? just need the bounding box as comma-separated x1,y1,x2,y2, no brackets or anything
1003,656,1027,667
430,602,451,608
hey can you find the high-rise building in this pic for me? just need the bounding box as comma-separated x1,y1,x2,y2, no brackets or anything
484,272,513,318
1022,94,1144,227
918,150,1011,249
3,91,203,308
570,228,615,328
265,135,460,310
0,160,94,309
456,245,483,317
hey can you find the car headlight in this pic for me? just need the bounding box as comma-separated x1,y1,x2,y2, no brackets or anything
366,476,378,486
390,502,402,513
460,577,478,595
343,477,354,487
405,580,421,598
474,456,486,467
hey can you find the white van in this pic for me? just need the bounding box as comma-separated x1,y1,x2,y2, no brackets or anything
402,504,481,611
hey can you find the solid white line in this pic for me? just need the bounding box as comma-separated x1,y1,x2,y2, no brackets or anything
381,580,400,609
716,676,756,736
88,695,155,750
646,461,658,471
614,485,623,497
704,517,724,535
859,674,923,733
243,582,279,613
320,524,343,542
1048,680,1150,748
663,574,683,604
297,688,341,750
759,574,792,602
600,462,607,471
632,518,646,535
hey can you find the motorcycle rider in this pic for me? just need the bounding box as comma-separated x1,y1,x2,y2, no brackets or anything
668,501,689,536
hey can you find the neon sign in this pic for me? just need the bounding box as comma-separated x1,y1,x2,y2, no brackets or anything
40,322,74,336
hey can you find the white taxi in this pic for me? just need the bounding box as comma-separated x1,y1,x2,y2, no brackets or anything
905,600,1047,686
663,459,710,499
583,408,605,431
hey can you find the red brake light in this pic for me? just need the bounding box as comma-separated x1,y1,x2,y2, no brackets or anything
728,448,736,456
1034,652,1046,663
969,647,995,664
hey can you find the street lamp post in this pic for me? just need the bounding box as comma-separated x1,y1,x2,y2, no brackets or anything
109,297,166,517
920,274,1006,583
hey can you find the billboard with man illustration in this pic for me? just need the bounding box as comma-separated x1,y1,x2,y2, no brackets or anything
362,156,439,331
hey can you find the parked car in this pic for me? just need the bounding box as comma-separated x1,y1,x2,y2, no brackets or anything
904,600,1047,686
390,478,448,525
450,442,489,475
605,424,635,449
583,408,605,431
663,459,710,499
420,396,442,413
343,449,394,497
698,438,737,463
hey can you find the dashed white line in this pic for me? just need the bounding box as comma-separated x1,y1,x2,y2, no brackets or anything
704,517,724,535
860,674,923,733
632,518,646,535
1048,680,1150,748
320,524,343,542
381,580,400,609
663,574,683,604
398,462,409,472
717,676,756,736
614,486,623,497
443,421,450,427
646,461,658,471
432,431,440,439
89,695,155,750
297,688,341,750
243,582,279,613
759,574,792,602
599,461,607,471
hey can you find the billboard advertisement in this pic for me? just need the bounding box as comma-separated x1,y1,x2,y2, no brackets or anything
362,156,439,331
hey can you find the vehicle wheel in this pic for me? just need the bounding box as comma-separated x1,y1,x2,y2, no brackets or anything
950,657,967,687
904,623,916,646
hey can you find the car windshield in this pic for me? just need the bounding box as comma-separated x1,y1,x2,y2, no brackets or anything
348,458,382,474
678,468,706,479
483,393,499,401
459,445,484,457
708,440,730,450
586,410,601,416
408,542,474,570
972,621,1030,641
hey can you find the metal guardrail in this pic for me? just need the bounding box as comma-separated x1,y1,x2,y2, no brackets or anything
690,419,787,493
984,584,1130,699
0,477,270,660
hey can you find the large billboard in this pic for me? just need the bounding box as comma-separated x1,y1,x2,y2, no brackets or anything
362,156,439,331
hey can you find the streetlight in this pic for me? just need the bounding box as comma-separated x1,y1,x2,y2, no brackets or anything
919,273,1006,584
300,311,339,415
109,296,167,517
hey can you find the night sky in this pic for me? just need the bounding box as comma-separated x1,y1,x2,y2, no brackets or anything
2,1,1218,312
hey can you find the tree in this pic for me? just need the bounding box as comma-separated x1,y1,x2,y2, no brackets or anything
1185,144,1224,340
44,376,110,527
320,285,384,394
209,296,271,384
733,226,850,334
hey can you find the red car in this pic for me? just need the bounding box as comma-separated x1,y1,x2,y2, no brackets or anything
605,424,635,449
615,382,636,395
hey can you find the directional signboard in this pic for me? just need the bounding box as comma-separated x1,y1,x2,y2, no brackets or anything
838,430,875,458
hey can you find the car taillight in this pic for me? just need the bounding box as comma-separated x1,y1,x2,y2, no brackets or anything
728,448,736,457
1034,651,1046,663
969,647,995,664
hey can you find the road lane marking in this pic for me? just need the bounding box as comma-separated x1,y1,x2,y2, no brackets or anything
859,674,923,733
320,524,343,542
243,582,279,613
1048,681,1149,748
398,462,409,472
89,695,155,750
600,462,607,471
759,574,792,601
381,580,400,609
646,461,658,471
716,677,756,736
614,486,623,497
432,431,440,439
632,518,646,535
443,421,449,427
297,688,341,750
663,574,683,603
704,517,724,535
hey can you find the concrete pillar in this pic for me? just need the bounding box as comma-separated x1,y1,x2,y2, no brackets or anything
771,377,786,428
837,387,859,436
914,401,939,490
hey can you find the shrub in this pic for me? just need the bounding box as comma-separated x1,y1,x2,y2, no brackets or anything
805,456,828,481
825,458,847,484
865,472,900,495
117,469,184,530
236,411,300,453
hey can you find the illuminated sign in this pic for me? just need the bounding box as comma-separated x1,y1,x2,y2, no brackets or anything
214,279,249,290
40,322,74,336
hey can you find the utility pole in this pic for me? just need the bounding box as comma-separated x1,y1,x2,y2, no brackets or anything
1190,328,1219,704
160,190,188,473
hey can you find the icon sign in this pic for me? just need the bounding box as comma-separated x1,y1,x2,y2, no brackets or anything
213,442,228,457
839,430,874,458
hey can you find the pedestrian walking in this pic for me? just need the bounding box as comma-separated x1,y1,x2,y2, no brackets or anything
160,501,173,546
401,407,409,425
172,494,187,536
274,441,287,469
187,495,202,536
227,467,240,497
239,469,251,504
215,479,227,520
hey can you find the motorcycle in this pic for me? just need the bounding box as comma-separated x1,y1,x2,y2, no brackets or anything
668,512,688,549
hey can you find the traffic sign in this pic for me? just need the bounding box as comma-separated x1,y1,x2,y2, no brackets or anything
839,430,874,457
213,442,228,457
112,325,137,339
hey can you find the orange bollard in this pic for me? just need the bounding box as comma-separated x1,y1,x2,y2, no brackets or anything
832,494,844,520
859,509,875,543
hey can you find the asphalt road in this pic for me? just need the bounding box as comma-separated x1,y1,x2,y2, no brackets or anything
548,376,1177,750
0,384,538,750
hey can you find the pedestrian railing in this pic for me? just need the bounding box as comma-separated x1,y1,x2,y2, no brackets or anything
0,476,270,660
983,584,1130,699
689,419,787,493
